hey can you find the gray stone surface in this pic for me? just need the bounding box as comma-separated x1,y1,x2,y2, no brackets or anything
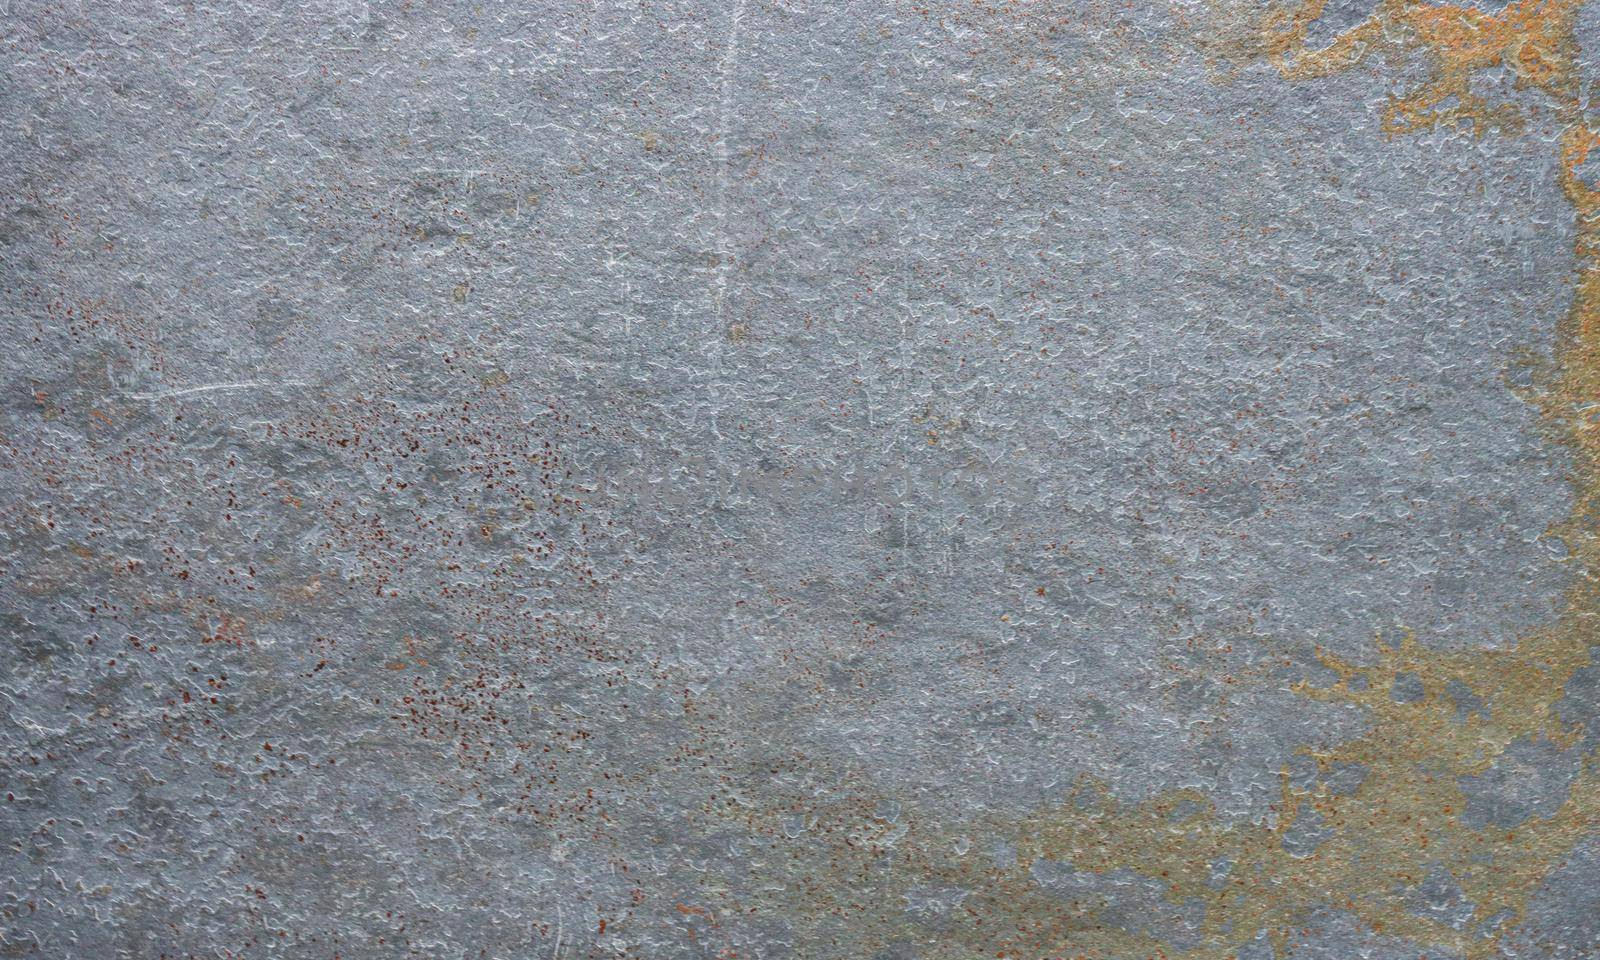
2,1,1598,958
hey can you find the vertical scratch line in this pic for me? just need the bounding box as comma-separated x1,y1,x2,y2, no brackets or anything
712,0,745,334
707,0,744,446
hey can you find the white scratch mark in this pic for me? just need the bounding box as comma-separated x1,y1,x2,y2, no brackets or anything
704,0,745,443
127,380,305,401
711,0,745,331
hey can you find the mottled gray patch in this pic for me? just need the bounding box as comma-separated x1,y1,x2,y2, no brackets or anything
1556,655,1600,747
1281,806,1334,858
1276,908,1465,960
1030,860,1206,951
1447,677,1489,723
1289,753,1368,797
1405,864,1478,931
1390,670,1426,704
1458,736,1582,828
1498,836,1600,960
1302,0,1376,52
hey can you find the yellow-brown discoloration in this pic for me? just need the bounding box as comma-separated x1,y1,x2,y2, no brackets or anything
731,3,1600,957
1258,0,1582,135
